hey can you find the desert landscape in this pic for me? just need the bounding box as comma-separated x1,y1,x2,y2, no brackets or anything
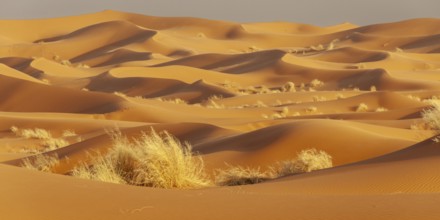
1,10,440,219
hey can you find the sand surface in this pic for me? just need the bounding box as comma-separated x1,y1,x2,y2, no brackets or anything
1,10,440,219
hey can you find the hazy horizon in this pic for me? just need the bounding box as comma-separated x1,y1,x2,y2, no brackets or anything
2,0,439,26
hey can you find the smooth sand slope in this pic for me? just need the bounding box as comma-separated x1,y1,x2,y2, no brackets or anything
1,10,440,219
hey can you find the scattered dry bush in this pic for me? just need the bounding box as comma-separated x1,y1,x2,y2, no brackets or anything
216,149,333,186
215,165,272,186
21,154,60,172
356,103,369,112
422,101,440,130
72,129,211,189
281,82,296,92
156,97,188,105
10,127,69,152
306,106,318,114
375,107,388,112
310,79,324,88
275,149,333,177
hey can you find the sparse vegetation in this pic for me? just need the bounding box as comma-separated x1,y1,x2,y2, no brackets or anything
62,130,77,137
215,165,272,186
356,103,369,112
306,106,318,114
72,129,211,189
310,79,324,88
21,154,60,172
10,127,69,152
274,149,333,176
281,82,296,92
155,97,188,105
215,148,333,186
421,101,440,130
375,107,388,112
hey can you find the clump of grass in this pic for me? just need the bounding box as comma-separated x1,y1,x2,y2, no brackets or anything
275,149,333,176
205,95,225,109
113,91,127,98
11,127,52,139
43,138,69,151
215,165,272,186
62,130,77,137
310,79,324,88
281,82,296,92
305,106,318,114
312,96,327,102
336,93,345,100
11,127,69,151
356,103,369,112
375,107,388,112
21,154,60,172
255,100,267,108
407,95,421,102
422,101,440,130
156,97,188,105
72,129,211,189
216,149,333,186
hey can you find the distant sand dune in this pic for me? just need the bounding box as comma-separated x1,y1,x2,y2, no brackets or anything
0,11,440,220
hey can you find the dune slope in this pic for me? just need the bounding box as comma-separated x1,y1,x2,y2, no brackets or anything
1,11,440,220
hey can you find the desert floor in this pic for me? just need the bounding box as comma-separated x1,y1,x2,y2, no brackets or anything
1,10,440,219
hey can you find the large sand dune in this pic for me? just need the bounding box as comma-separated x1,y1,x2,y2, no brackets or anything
1,10,440,219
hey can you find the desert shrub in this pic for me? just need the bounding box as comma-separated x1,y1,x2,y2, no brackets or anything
10,127,69,151
43,138,69,151
306,106,318,113
215,165,273,186
11,127,52,139
72,129,211,189
275,149,333,177
310,79,324,88
422,101,440,130
72,153,128,185
282,82,296,92
375,107,388,112
62,130,77,137
356,103,369,112
21,154,60,172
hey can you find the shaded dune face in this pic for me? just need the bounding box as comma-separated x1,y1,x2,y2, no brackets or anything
1,10,440,220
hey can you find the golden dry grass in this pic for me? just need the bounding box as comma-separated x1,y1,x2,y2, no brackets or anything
422,101,440,130
10,127,69,152
21,154,60,172
216,149,333,186
72,129,211,189
275,149,333,176
215,165,272,186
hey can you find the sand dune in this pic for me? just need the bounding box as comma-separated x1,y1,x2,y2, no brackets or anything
1,11,440,220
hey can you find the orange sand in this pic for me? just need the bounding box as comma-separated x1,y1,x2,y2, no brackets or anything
1,10,440,220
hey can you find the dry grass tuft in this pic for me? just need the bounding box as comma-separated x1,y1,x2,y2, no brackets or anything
282,82,296,92
310,79,324,88
62,130,77,137
422,101,440,130
356,103,369,112
305,106,318,114
215,165,273,186
21,154,60,172
275,149,332,176
72,129,211,189
375,107,388,112
156,97,188,105
11,127,69,151
11,127,52,139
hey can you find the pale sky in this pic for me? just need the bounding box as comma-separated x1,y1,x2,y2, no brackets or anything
1,0,439,26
